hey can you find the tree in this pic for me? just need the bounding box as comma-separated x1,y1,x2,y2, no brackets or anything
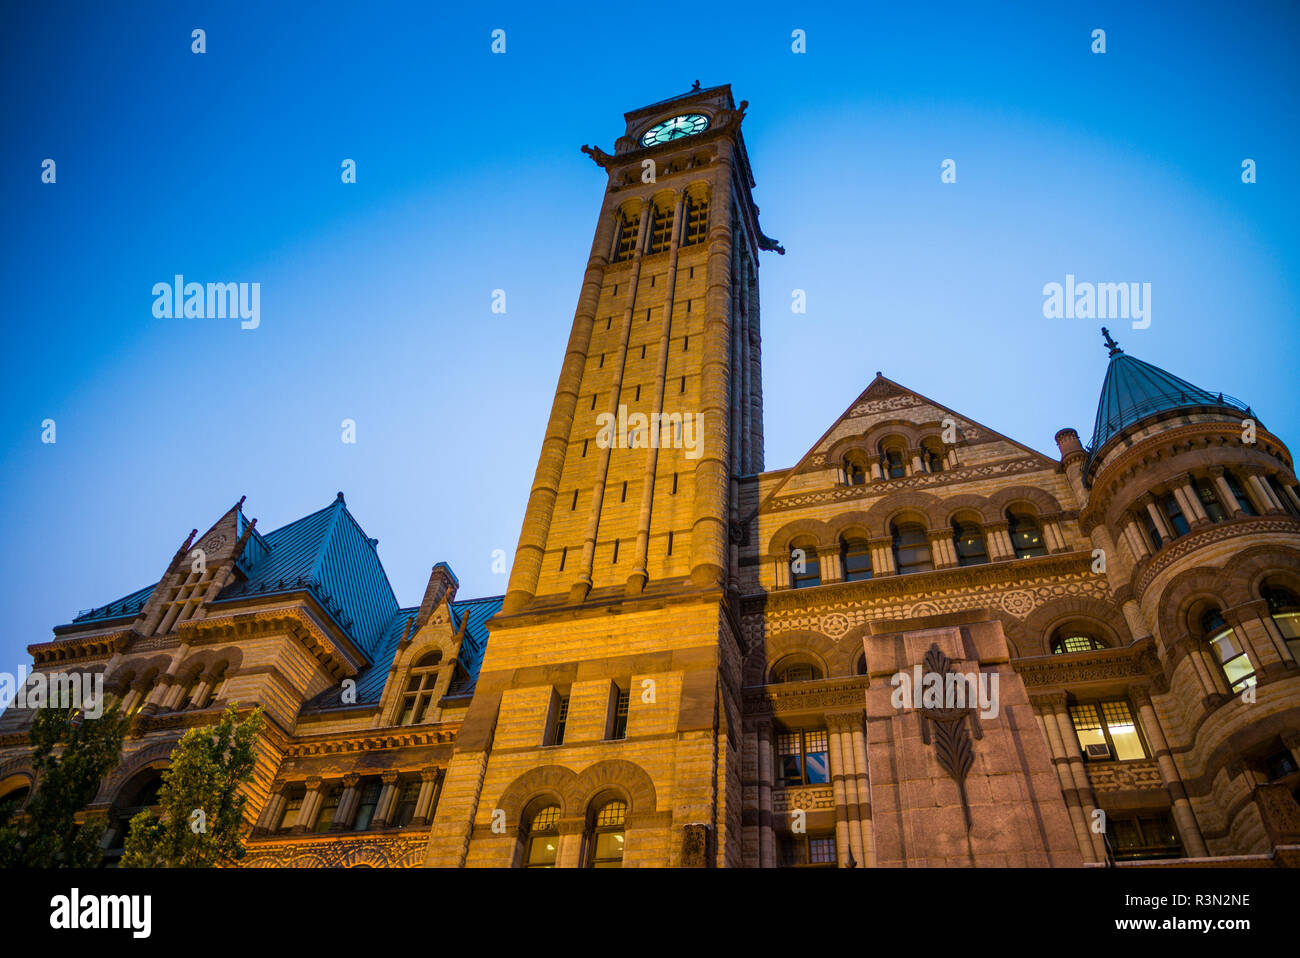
121,704,265,868
0,704,129,867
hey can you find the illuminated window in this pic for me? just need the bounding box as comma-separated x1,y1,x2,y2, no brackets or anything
952,520,988,566
1008,511,1048,558
1052,632,1107,655
1069,700,1146,761
588,799,627,868
525,805,561,868
777,729,830,786
892,522,933,575
277,786,305,833
775,661,823,684
1262,584,1300,664
1201,608,1255,692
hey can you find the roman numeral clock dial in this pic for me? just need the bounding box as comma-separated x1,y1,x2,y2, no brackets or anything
639,113,710,147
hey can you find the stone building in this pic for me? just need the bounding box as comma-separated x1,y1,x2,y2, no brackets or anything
2,85,1298,868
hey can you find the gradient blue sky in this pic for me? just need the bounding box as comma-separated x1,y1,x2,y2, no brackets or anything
3,1,1298,670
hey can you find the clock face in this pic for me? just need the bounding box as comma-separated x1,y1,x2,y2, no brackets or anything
639,113,710,147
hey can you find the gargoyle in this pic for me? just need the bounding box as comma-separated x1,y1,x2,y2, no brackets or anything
580,144,616,168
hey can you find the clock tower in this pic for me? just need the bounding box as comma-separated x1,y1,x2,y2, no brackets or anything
427,84,782,867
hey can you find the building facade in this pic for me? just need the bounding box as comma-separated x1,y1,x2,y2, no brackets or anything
3,85,1299,868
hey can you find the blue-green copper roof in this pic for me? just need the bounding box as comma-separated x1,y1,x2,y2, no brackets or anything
214,493,398,657
1088,333,1251,453
306,593,503,710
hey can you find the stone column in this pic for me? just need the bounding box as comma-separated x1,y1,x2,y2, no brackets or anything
869,460,884,481
909,452,924,475
688,153,736,591
827,727,852,867
987,521,1014,561
1207,466,1244,517
1246,472,1283,513
758,722,775,868
1032,695,1103,863
820,549,842,583
332,773,362,831
773,555,789,590
848,722,874,867
1121,514,1152,562
1173,475,1209,526
1047,701,1109,861
929,530,957,570
255,782,288,836
138,675,174,715
294,776,325,834
411,767,443,827
1043,515,1070,553
556,818,585,868
1138,494,1173,543
869,537,896,575
1133,690,1208,857
371,771,401,829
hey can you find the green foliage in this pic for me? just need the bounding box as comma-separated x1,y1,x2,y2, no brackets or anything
0,704,129,867
121,704,265,868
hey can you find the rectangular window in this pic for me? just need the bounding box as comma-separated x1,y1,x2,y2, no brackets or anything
558,546,567,572
608,686,630,740
598,352,605,368
582,439,589,458
1159,494,1190,537
571,489,579,511
648,205,673,254
278,789,305,833
671,472,678,494
667,530,674,556
1195,479,1227,522
353,781,381,831
777,729,830,786
1107,812,1183,861
393,780,421,828
548,694,569,746
779,833,837,868
591,394,598,410
611,538,620,563
683,335,689,352
1070,700,1147,761
682,196,708,246
1226,472,1257,515
613,212,638,262
680,376,686,394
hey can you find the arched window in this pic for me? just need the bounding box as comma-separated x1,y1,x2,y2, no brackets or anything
892,522,933,575
856,652,868,676
0,783,30,822
612,209,639,262
880,442,907,479
399,650,442,725
1051,629,1107,655
790,542,820,589
841,536,872,581
920,439,945,473
681,194,708,246
1262,583,1300,664
647,203,673,254
951,519,988,566
524,805,561,868
1158,492,1190,537
1199,607,1255,692
774,658,823,684
587,799,627,868
171,669,200,712
843,453,867,486
1007,510,1048,559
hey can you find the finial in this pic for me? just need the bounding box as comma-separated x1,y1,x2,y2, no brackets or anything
336,491,345,504
692,79,700,91
235,495,246,510
1101,327,1123,357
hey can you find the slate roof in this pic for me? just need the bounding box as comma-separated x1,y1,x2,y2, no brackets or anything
1088,346,1251,454
66,497,502,699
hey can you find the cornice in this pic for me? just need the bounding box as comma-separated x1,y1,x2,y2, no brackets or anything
280,725,459,759
1132,516,1300,600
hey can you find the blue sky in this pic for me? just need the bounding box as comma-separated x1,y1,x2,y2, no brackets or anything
2,1,1297,668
